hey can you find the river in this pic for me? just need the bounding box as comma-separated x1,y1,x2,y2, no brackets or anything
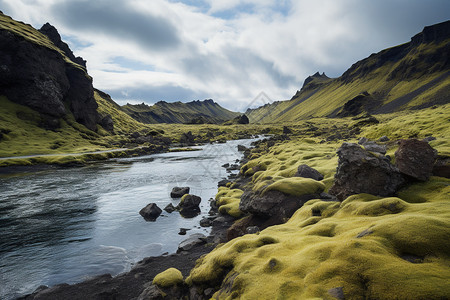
0,138,257,299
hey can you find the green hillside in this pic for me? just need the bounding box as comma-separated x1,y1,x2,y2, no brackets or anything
247,21,450,123
122,99,240,124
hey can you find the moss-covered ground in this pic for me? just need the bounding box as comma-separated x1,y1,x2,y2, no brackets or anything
182,103,450,299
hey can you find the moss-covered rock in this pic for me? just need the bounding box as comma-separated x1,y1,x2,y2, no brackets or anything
153,268,184,288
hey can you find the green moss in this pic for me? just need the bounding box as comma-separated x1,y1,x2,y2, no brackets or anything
216,187,244,218
152,268,184,288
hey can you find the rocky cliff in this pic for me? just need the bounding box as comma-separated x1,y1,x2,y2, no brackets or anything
0,13,100,131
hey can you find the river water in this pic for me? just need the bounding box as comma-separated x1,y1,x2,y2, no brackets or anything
0,138,257,299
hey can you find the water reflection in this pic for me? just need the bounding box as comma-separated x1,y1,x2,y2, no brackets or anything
0,137,259,299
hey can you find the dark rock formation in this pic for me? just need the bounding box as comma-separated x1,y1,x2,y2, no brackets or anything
432,155,450,178
170,187,190,198
139,203,162,221
295,164,324,181
395,139,437,181
177,194,201,217
335,92,382,117
100,114,114,132
329,143,405,201
164,203,176,213
362,141,387,155
177,233,206,252
240,189,319,223
237,145,248,152
180,131,195,145
283,126,292,134
0,20,100,131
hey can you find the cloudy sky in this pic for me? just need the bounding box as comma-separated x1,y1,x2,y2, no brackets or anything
1,0,449,111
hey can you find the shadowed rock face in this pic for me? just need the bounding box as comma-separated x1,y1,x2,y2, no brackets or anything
329,143,405,201
0,21,100,131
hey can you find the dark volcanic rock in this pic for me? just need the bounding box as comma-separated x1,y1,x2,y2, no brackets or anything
237,114,249,124
39,23,86,68
362,141,387,155
433,156,450,178
240,189,319,222
170,187,190,198
283,126,292,134
164,203,176,213
329,143,405,201
0,21,100,131
295,164,324,181
139,203,162,221
100,114,114,133
395,139,437,181
178,194,201,218
177,233,206,252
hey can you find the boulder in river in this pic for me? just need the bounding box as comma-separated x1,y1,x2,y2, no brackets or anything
170,187,190,198
178,194,201,218
139,203,162,221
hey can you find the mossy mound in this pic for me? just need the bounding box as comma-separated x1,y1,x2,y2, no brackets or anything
216,187,244,218
187,177,450,299
153,268,184,288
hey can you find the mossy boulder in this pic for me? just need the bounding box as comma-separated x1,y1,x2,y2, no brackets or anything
152,268,183,288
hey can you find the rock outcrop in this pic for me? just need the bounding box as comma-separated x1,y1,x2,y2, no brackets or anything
395,139,437,181
329,143,405,200
0,14,100,131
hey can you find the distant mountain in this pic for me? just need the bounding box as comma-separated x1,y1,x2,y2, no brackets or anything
121,99,240,124
247,20,450,123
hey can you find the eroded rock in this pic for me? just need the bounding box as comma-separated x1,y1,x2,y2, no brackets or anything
395,139,437,181
295,164,324,181
170,187,190,198
139,203,162,221
329,143,405,201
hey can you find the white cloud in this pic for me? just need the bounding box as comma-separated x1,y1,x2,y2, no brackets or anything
1,0,449,111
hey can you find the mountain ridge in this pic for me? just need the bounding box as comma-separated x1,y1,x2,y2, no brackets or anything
246,20,450,123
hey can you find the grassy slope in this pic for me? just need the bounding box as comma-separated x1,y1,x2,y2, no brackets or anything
122,100,240,124
247,37,450,124
184,104,450,299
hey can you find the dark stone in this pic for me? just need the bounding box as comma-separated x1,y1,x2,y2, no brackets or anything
328,287,345,300
432,156,450,178
178,228,189,235
170,187,190,198
139,203,162,221
362,141,387,155
200,218,212,227
358,137,368,145
395,139,437,181
283,126,292,134
137,283,164,300
222,163,230,168
379,135,389,142
177,233,206,252
295,164,324,181
240,189,319,221
329,143,406,201
237,144,248,152
218,179,230,187
179,194,201,210
100,114,114,132
423,136,437,143
236,114,249,124
178,194,201,218
180,131,195,145
164,203,176,213
352,115,379,127
246,226,260,234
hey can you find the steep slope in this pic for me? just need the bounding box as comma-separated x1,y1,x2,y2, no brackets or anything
121,99,240,124
0,12,100,131
247,20,450,123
